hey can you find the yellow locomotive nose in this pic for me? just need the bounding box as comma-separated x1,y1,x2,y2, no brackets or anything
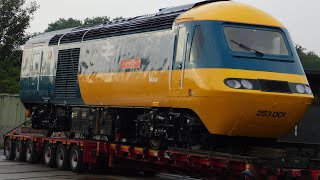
187,69,313,138
215,91,310,138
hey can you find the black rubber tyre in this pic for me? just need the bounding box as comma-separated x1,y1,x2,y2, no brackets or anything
26,140,38,164
15,139,26,162
4,138,15,160
70,145,84,173
56,144,69,170
43,143,56,167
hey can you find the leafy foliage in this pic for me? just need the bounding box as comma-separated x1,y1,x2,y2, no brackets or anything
113,17,124,21
45,16,114,32
0,50,22,93
296,45,320,70
0,0,38,94
83,16,110,26
0,0,38,59
45,18,82,32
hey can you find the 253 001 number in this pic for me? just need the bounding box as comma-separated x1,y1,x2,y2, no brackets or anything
256,110,287,118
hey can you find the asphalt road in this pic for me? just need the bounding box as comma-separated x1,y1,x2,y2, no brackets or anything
0,149,195,180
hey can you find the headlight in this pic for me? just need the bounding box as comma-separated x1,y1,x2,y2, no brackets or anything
296,84,305,94
241,79,253,90
305,85,312,95
226,79,241,89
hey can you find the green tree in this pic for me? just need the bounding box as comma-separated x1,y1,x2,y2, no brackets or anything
0,0,38,59
83,16,110,26
45,16,114,32
0,50,22,93
45,18,82,32
296,45,320,70
0,0,38,94
113,17,124,21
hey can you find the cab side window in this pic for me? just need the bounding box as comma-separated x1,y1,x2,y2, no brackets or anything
190,26,204,62
174,27,187,70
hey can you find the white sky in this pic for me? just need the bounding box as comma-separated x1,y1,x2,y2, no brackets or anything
26,0,319,54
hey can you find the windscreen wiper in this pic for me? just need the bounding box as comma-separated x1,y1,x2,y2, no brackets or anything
231,40,264,57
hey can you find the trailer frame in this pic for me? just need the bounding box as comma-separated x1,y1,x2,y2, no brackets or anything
3,132,320,180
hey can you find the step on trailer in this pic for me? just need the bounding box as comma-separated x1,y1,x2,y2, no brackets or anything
3,131,320,180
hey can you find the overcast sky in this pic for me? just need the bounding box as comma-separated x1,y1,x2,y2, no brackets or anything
26,0,319,54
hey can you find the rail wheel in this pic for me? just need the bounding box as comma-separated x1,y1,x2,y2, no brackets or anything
4,138,15,160
149,136,165,150
70,145,84,173
56,144,69,170
15,139,26,162
26,140,38,163
43,143,56,167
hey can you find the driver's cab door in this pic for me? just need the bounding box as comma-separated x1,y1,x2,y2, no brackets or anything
170,26,188,96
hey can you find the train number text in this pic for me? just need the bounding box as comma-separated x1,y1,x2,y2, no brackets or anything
256,110,287,118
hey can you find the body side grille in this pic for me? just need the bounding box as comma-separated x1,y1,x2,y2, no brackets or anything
54,48,80,98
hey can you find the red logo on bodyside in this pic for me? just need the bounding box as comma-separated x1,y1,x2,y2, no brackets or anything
120,59,142,69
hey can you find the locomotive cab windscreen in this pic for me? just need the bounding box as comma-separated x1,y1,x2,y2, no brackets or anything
224,26,289,57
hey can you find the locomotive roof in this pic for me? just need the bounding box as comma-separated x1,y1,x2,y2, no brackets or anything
25,0,228,48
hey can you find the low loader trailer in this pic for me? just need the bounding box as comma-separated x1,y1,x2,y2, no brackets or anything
3,129,320,180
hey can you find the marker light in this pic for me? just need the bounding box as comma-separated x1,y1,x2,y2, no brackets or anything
305,85,312,95
296,84,305,94
241,80,253,90
226,80,241,89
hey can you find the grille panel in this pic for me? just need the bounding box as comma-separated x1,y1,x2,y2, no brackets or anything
49,34,63,46
83,13,179,41
259,80,291,93
60,30,87,45
54,48,80,98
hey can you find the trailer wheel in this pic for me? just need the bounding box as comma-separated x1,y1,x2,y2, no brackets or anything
43,143,56,167
70,145,84,173
4,138,15,160
15,139,26,162
56,144,69,170
26,140,38,163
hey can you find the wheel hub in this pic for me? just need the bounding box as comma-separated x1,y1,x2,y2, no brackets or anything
45,149,51,163
71,151,78,168
57,150,64,166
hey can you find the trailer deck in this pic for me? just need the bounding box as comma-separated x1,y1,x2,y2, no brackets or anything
4,132,320,179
